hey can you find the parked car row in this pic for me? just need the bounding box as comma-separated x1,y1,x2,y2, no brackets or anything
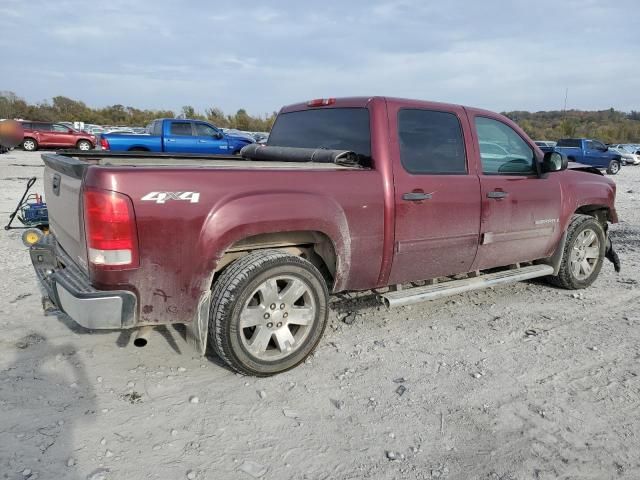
13,119,266,153
608,144,640,165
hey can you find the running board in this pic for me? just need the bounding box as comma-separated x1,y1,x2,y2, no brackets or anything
380,264,554,308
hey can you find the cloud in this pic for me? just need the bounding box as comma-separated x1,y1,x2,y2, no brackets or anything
1,0,638,114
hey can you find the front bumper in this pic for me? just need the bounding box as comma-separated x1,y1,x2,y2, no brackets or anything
30,235,137,329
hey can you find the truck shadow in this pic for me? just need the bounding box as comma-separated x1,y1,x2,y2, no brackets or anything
3,334,95,479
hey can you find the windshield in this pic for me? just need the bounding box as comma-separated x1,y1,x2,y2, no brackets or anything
268,108,371,157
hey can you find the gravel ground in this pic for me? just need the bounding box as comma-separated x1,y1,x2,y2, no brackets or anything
1,150,639,480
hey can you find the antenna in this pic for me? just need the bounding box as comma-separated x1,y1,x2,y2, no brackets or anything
563,87,568,112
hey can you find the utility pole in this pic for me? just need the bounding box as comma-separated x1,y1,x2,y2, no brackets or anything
563,87,568,113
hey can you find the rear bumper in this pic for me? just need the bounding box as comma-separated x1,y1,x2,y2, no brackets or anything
30,235,137,329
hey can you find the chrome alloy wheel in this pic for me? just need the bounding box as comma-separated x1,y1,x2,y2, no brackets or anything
239,276,316,361
570,228,600,280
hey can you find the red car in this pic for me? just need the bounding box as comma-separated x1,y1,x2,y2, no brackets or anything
19,121,95,151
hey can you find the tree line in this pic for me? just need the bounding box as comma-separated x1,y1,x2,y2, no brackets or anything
1,91,639,141
504,108,640,143
0,91,277,132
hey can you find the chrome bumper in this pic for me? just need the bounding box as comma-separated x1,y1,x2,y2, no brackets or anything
29,235,137,329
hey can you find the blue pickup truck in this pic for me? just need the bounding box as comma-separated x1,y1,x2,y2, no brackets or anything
100,118,253,154
552,138,623,175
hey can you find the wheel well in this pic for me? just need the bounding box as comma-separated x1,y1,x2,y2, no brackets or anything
213,231,337,287
575,205,611,225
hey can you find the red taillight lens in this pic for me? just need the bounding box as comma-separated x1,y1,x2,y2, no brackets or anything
307,98,336,107
100,137,110,150
83,188,138,267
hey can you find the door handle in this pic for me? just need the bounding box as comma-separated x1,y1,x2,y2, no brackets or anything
487,191,508,199
198,140,209,143
166,139,176,142
403,192,432,201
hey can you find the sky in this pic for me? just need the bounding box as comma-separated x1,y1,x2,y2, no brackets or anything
1,0,639,116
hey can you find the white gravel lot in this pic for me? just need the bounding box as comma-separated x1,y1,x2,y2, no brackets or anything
1,150,639,480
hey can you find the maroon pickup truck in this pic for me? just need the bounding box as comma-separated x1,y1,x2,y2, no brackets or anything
30,97,619,376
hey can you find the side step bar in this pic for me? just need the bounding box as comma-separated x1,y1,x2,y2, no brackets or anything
380,264,554,308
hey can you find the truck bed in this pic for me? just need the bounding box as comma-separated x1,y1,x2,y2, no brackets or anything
52,151,364,170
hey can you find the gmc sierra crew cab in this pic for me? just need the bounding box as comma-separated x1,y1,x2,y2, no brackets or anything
29,96,620,376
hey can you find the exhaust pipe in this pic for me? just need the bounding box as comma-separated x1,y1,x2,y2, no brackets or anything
133,326,154,347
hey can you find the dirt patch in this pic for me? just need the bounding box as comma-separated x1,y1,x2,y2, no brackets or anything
1,151,639,479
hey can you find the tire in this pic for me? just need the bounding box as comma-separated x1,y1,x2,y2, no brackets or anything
22,138,38,151
607,160,620,175
76,140,92,151
547,214,606,290
21,228,44,247
209,249,329,376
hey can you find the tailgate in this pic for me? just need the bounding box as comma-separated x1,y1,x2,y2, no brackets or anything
42,154,88,271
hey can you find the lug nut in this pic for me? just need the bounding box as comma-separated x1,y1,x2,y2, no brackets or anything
264,313,270,319
276,322,283,328
280,303,285,309
270,303,276,310
283,312,288,318
267,322,273,328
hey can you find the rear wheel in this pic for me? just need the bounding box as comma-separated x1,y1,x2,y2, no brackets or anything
607,160,620,175
209,250,329,376
22,138,38,151
548,214,606,290
76,140,92,151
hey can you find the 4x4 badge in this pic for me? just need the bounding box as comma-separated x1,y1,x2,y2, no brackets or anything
141,192,200,204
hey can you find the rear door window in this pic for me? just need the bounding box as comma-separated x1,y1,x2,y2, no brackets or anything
169,122,193,136
268,108,371,157
33,123,52,131
397,109,466,174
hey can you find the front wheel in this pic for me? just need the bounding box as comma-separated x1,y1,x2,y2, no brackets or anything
607,160,620,175
22,138,38,151
547,214,606,290
209,250,329,376
76,140,92,151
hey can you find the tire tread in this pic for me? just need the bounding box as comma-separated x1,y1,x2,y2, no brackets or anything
548,214,604,289
209,249,328,376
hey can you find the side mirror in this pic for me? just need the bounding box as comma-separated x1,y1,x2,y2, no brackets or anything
214,131,224,139
541,151,568,173
68,129,74,133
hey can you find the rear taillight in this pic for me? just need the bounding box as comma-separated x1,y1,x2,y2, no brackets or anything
83,188,138,267
100,137,110,150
